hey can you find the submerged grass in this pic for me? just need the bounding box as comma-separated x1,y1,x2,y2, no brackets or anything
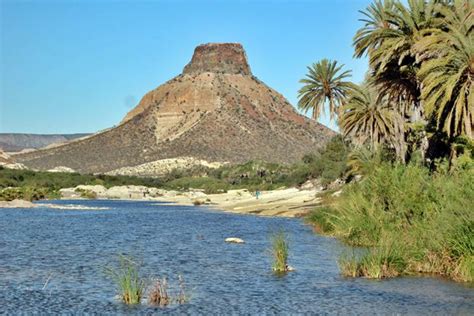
106,255,190,307
308,162,474,282
271,231,290,273
148,275,189,306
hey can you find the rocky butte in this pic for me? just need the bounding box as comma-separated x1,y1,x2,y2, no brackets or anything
14,43,336,174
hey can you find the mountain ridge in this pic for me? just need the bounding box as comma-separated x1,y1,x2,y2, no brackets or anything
0,133,91,152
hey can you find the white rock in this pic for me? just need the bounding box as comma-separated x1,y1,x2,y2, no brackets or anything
48,166,76,173
225,237,245,244
2,163,28,170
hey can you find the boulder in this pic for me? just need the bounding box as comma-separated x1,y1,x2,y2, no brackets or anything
0,199,36,208
59,188,81,199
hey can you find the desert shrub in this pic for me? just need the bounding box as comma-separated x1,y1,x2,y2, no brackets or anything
75,188,98,199
300,136,351,186
192,199,204,206
0,168,163,191
164,176,229,194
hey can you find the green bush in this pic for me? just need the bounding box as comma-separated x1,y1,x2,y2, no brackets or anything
299,136,351,186
0,186,59,201
75,188,98,199
164,177,229,194
0,168,163,191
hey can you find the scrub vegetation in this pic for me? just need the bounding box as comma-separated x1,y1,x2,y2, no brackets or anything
0,135,349,200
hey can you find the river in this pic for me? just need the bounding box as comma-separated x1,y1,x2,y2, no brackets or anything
0,200,472,314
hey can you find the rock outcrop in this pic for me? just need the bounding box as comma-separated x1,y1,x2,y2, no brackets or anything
106,157,224,177
0,149,12,165
15,43,335,174
183,43,251,75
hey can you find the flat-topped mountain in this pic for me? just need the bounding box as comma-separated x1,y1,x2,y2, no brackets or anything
14,43,335,174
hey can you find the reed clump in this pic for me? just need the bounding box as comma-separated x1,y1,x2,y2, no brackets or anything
309,162,474,282
106,256,190,306
271,231,290,273
106,256,145,305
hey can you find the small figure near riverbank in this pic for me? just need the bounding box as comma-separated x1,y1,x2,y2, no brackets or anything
255,190,261,200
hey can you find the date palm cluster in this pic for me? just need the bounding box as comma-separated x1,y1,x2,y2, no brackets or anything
298,0,473,161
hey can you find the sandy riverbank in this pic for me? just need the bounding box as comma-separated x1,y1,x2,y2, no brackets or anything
153,188,321,217
61,184,323,217
1,185,323,217
61,185,323,217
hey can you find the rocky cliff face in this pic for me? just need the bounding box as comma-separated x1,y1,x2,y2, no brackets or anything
15,43,336,174
183,43,251,75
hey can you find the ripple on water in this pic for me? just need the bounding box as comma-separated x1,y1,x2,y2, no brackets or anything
0,200,472,314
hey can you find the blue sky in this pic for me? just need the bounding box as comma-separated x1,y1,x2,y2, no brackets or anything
0,0,371,134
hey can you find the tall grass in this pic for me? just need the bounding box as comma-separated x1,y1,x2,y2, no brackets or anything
271,231,290,273
106,256,145,305
106,255,190,306
308,161,474,282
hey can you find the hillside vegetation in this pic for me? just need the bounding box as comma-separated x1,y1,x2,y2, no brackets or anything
0,136,349,200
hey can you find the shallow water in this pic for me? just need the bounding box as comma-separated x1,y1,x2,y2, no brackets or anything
0,200,472,314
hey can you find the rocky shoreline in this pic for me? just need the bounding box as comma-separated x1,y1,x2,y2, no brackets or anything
1,184,322,217
0,199,109,210
64,184,321,217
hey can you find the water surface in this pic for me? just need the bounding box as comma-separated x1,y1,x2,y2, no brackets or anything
0,200,472,314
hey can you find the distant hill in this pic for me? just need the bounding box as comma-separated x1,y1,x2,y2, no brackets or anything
0,133,90,152
15,43,335,174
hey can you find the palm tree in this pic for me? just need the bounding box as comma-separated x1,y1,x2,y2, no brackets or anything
340,83,405,158
353,0,440,117
297,59,354,121
415,0,474,138
353,0,397,59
